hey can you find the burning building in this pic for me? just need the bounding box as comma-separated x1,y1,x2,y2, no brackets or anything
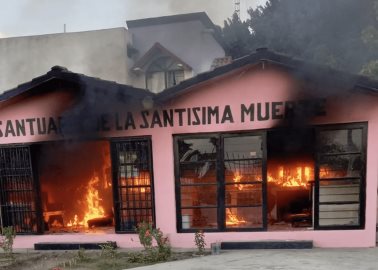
0,49,377,249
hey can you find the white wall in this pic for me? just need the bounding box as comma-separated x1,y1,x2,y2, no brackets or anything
128,20,225,88
0,28,133,93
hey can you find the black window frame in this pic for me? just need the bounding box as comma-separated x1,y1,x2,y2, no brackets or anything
174,122,367,233
0,144,43,235
145,56,185,91
174,132,267,233
111,137,156,233
314,122,367,230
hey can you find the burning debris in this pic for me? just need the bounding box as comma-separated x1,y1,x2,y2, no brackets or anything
39,141,114,233
66,174,110,229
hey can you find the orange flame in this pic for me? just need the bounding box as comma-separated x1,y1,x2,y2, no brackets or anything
66,175,106,228
226,208,246,226
233,172,244,190
268,164,313,188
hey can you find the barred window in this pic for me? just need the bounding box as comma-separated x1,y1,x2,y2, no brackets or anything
0,146,40,234
111,138,155,233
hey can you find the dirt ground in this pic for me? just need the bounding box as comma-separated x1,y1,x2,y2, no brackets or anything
0,250,197,270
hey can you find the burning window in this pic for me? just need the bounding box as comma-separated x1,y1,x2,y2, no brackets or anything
265,129,315,230
175,123,366,232
38,141,113,233
111,138,155,232
224,136,264,228
176,134,264,231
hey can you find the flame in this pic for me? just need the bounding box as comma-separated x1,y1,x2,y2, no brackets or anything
233,172,244,190
66,175,106,228
268,164,313,188
226,208,246,226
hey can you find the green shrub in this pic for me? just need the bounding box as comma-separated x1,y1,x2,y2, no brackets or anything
0,226,16,258
99,242,117,260
136,222,153,250
194,230,206,254
133,223,171,263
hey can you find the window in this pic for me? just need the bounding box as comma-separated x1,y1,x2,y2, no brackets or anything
0,146,41,234
146,56,185,93
223,135,265,229
111,138,155,233
174,123,366,232
315,124,366,229
175,133,266,232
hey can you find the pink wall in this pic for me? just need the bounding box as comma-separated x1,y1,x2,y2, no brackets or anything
2,67,378,248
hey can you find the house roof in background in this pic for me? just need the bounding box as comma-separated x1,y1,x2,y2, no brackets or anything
126,12,216,30
156,48,378,102
2,49,377,105
0,66,152,103
132,42,192,71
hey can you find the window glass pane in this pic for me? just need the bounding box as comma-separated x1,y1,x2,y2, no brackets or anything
225,184,262,206
225,160,262,183
318,204,359,226
318,129,362,153
319,180,360,204
180,185,217,207
167,70,184,87
225,207,263,228
180,162,216,184
319,154,362,179
181,208,218,229
224,136,262,159
318,178,360,225
146,71,165,93
178,138,217,161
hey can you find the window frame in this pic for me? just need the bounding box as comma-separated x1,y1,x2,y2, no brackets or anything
0,144,43,235
145,56,185,92
174,132,267,233
111,137,156,234
174,122,367,233
314,123,367,230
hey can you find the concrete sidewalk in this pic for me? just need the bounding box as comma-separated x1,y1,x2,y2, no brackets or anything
132,248,378,270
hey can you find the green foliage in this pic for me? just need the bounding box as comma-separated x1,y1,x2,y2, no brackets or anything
361,60,378,79
136,222,153,249
99,242,117,260
194,230,206,254
222,13,253,58
361,0,378,78
221,0,378,75
76,247,90,262
0,226,16,258
133,222,171,263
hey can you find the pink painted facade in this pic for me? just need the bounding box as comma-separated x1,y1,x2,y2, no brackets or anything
1,65,378,249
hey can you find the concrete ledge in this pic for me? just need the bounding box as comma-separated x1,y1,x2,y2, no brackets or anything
34,241,117,250
221,241,313,249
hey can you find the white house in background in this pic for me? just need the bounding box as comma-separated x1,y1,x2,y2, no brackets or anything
0,12,227,94
126,13,227,92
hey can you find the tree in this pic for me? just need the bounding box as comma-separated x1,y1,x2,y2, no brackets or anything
360,0,378,78
222,13,252,59
221,0,378,77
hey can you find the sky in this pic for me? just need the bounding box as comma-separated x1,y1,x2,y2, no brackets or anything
0,0,267,38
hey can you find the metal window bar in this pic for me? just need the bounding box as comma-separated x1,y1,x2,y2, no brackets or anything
315,125,366,229
112,139,154,232
0,146,38,234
